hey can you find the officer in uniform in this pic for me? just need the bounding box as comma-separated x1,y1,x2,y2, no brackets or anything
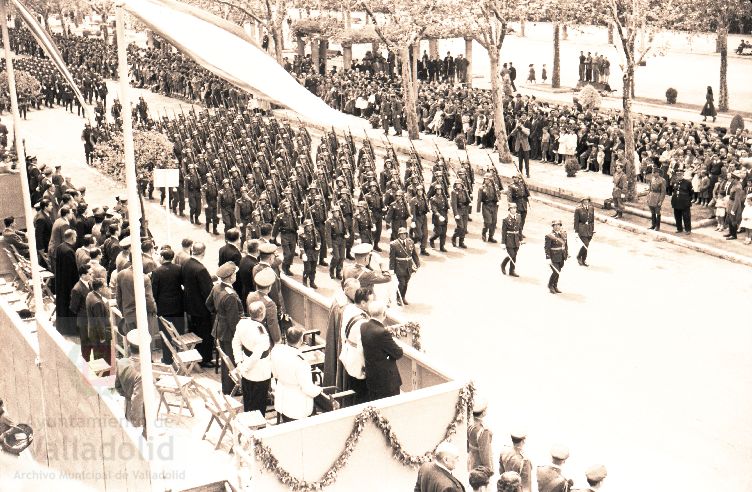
219,178,237,232
365,181,385,251
429,184,449,252
544,220,568,294
203,174,220,234
467,395,493,471
309,194,328,266
573,197,594,267
325,205,348,280
536,446,574,492
186,164,202,225
572,465,607,492
386,189,410,240
476,173,500,242
611,163,627,218
272,200,298,277
235,186,254,247
206,262,243,395
338,189,356,260
354,201,374,245
508,175,531,237
501,204,522,277
409,186,430,256
450,180,470,248
298,219,320,289
389,227,420,305
499,430,532,492
246,209,263,241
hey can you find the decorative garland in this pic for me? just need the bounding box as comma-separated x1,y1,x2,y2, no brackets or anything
387,321,422,351
247,382,475,491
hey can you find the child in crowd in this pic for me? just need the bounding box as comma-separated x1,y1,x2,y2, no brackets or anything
742,194,752,244
540,127,550,161
691,166,702,203
698,171,711,206
714,180,729,231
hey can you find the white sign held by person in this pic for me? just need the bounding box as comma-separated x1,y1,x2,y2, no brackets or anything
153,168,180,188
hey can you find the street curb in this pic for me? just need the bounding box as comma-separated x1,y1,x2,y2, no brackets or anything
532,194,752,268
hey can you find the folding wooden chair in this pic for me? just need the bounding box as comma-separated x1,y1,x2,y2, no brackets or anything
195,383,244,450
158,316,202,351
160,332,202,375
88,358,111,377
215,342,241,398
152,363,195,421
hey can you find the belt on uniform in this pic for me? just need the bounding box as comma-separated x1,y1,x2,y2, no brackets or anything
396,258,412,262
242,345,270,359
550,247,564,250
507,230,518,233
482,201,498,205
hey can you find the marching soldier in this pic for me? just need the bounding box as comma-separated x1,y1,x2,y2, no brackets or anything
272,200,298,277
450,180,470,248
365,181,385,251
572,465,607,492
325,205,348,280
298,219,320,289
235,186,254,247
508,175,531,237
409,186,430,256
429,184,449,252
544,220,568,294
309,195,328,266
246,209,263,241
573,197,594,267
499,430,533,492
257,193,275,225
611,163,627,218
354,201,374,245
536,446,574,492
219,178,237,232
186,164,203,225
386,189,410,240
389,227,419,306
476,173,500,242
203,174,220,235
501,204,522,277
338,189,356,260
171,165,186,217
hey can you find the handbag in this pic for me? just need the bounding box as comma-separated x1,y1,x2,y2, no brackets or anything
339,314,367,378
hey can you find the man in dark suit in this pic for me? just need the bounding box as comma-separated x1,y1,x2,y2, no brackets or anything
238,239,260,313
389,227,419,306
509,62,517,90
152,248,184,365
414,441,465,492
48,206,72,274
69,264,93,360
509,115,531,177
573,197,595,266
671,169,693,234
34,199,53,256
361,300,403,401
180,241,215,367
2,216,29,259
85,278,112,363
55,229,79,336
218,228,243,293
206,262,243,394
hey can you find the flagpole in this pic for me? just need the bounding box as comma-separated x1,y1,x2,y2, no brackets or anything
115,5,157,443
0,0,44,321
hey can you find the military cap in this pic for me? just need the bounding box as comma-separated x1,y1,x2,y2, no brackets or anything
222,178,230,184
258,242,277,254
254,267,276,288
265,179,273,185
550,445,570,461
580,196,591,202
310,182,318,188
303,218,314,227
551,219,562,226
510,429,527,440
352,243,373,256
585,465,607,482
397,227,408,235
119,236,131,248
126,328,150,347
472,395,488,414
216,262,238,279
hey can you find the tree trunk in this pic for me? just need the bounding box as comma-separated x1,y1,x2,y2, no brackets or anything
311,38,320,73
319,38,329,74
428,38,439,59
489,49,512,163
608,23,613,45
272,26,284,65
622,65,637,201
400,46,420,140
520,19,526,37
412,43,419,96
343,43,353,71
715,31,722,53
718,25,729,112
562,25,568,40
146,29,155,49
344,9,351,30
464,37,473,86
296,34,305,58
552,23,561,88
371,41,380,54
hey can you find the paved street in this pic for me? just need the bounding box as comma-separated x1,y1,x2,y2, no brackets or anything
8,83,752,492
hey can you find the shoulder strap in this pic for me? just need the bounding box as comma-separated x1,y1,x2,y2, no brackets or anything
344,313,367,338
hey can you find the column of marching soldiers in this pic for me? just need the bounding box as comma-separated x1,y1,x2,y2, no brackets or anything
139,107,536,298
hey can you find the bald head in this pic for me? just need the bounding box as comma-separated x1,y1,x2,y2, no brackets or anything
367,299,387,321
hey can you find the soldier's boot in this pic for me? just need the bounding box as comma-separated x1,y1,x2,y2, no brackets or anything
488,228,498,243
481,227,487,242
509,263,519,277
459,237,467,249
451,234,457,247
302,274,309,287
439,236,448,252
329,264,336,279
336,267,343,280
501,257,508,275
429,236,436,249
189,213,195,224
205,220,210,233
346,246,355,261
319,259,329,267
655,215,661,231
309,270,318,290
194,212,201,225
420,248,429,256
213,223,219,235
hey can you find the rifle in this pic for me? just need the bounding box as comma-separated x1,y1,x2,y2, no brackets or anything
408,138,424,181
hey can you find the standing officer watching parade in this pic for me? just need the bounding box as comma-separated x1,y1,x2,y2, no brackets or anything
467,396,493,471
536,446,574,492
206,262,243,394
501,204,522,277
499,430,532,492
544,220,568,294
573,197,594,267
572,465,607,492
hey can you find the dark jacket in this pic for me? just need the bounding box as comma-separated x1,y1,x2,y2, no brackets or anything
218,243,243,293
573,205,595,238
360,318,403,397
206,282,243,342
180,257,213,318
151,262,184,316
69,279,91,331
671,178,693,210
238,254,259,311
414,461,465,492
34,211,53,252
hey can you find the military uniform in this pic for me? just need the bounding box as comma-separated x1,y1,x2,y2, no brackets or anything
409,191,430,255
325,211,348,279
476,178,500,242
365,185,385,251
389,230,420,305
354,205,374,245
573,200,594,266
309,200,328,265
429,188,450,251
499,446,532,492
338,193,356,259
544,222,568,294
501,211,522,276
203,178,219,234
450,183,471,248
467,420,493,471
272,208,298,276
235,193,254,246
386,194,410,240
536,465,571,492
206,267,243,395
219,183,236,231
507,178,531,235
186,169,203,224
298,223,320,288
